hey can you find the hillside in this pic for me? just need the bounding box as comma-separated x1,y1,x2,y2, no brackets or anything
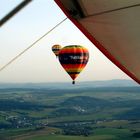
0,80,139,140
0,79,139,89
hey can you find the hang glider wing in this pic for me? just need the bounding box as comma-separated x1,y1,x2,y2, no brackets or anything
55,0,140,84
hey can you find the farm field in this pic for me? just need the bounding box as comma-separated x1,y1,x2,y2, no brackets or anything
0,80,140,140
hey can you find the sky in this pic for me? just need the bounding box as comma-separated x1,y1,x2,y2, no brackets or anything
0,0,131,83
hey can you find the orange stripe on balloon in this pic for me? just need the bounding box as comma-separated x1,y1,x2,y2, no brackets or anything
61,64,86,69
60,48,88,54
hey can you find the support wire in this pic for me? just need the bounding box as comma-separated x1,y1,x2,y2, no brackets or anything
87,3,140,17
0,17,67,72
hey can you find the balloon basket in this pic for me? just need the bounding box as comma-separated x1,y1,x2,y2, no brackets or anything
72,80,75,84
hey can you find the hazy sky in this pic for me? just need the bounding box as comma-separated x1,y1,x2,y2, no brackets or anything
0,0,131,83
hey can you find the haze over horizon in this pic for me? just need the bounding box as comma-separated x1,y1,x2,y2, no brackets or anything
0,79,139,89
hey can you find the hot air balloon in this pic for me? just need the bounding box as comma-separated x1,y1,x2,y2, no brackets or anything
52,44,62,57
58,45,89,84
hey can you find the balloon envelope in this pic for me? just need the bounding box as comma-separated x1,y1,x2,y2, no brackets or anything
58,45,89,84
52,44,62,57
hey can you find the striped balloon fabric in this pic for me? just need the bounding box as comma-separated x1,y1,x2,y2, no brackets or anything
58,45,89,84
52,44,62,57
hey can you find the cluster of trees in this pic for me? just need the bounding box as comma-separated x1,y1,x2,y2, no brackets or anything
0,122,11,129
63,126,93,136
0,99,46,111
132,132,140,138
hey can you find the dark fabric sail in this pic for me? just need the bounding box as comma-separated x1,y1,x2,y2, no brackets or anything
55,0,140,84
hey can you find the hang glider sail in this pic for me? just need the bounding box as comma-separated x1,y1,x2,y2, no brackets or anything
55,0,140,84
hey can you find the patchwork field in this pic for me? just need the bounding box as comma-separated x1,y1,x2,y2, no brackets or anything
0,81,140,140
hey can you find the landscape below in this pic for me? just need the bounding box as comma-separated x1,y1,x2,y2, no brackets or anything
0,80,140,140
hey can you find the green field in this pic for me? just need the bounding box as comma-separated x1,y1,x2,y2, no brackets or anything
0,85,140,140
